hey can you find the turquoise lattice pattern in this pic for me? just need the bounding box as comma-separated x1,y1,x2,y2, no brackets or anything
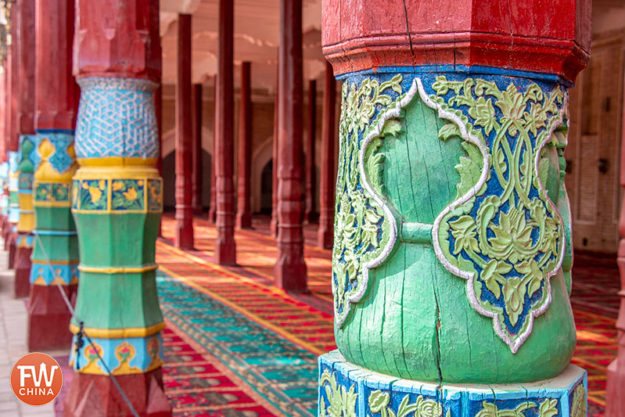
76,77,159,159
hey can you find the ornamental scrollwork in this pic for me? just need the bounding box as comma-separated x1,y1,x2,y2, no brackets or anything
475,399,558,417
332,75,403,327
319,370,357,417
428,76,567,352
368,390,450,417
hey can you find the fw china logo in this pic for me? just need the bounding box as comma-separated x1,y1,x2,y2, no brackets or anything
10,353,63,406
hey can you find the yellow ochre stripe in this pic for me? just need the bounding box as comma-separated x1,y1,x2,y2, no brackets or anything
69,321,165,338
78,264,159,273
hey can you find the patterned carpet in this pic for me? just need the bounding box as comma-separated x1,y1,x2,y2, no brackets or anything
157,214,619,416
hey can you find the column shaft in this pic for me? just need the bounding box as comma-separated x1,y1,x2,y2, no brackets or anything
304,79,317,223
317,63,335,249
215,0,236,265
175,13,194,249
27,0,79,352
274,0,307,291
236,62,252,229
14,0,36,299
270,79,279,237
208,75,217,222
192,83,203,215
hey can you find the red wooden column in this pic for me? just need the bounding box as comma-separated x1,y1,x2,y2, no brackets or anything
215,0,236,264
275,0,307,291
236,61,252,229
304,79,316,223
8,8,18,153
4,10,18,256
607,73,625,416
13,0,36,298
208,74,217,223
192,83,203,215
270,81,279,237
317,62,336,249
175,13,194,248
27,0,79,352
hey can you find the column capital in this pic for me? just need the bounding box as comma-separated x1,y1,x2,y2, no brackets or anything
322,0,591,82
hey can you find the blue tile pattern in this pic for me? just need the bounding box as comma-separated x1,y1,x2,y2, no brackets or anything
319,351,587,417
76,77,159,159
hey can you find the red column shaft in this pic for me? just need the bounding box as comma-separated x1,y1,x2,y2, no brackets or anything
208,74,217,223
8,10,18,152
192,83,203,215
35,0,78,131
0,64,6,161
317,62,336,249
155,81,163,236
215,0,236,265
175,13,194,249
236,61,252,229
304,79,317,223
270,75,279,237
17,0,35,136
13,0,36,299
275,0,307,291
27,0,78,352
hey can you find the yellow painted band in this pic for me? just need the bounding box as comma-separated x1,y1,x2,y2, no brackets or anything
77,157,158,167
78,264,159,274
34,201,71,208
32,259,79,265
70,322,165,338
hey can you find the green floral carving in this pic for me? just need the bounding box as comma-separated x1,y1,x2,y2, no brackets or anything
368,390,450,417
319,370,357,417
431,76,566,352
476,399,558,417
333,75,403,326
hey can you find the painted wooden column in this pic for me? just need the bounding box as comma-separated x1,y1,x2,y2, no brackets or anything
208,75,217,223
5,9,18,264
317,62,336,250
606,70,625,417
14,0,36,298
192,83,203,215
175,13,194,249
318,1,591,416
304,79,317,223
275,0,307,291
215,0,236,265
236,61,252,229
64,0,171,415
27,0,79,351
270,80,279,237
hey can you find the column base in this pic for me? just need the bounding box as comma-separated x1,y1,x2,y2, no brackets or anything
319,350,587,417
317,225,333,249
64,368,171,417
27,284,77,351
215,238,236,266
7,232,16,269
236,212,252,229
606,359,624,417
274,253,307,292
14,244,32,298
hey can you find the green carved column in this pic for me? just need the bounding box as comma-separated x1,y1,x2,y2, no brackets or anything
318,1,590,416
14,134,39,298
63,1,170,415
6,151,19,266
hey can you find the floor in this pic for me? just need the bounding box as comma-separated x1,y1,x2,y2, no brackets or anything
0,214,618,416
